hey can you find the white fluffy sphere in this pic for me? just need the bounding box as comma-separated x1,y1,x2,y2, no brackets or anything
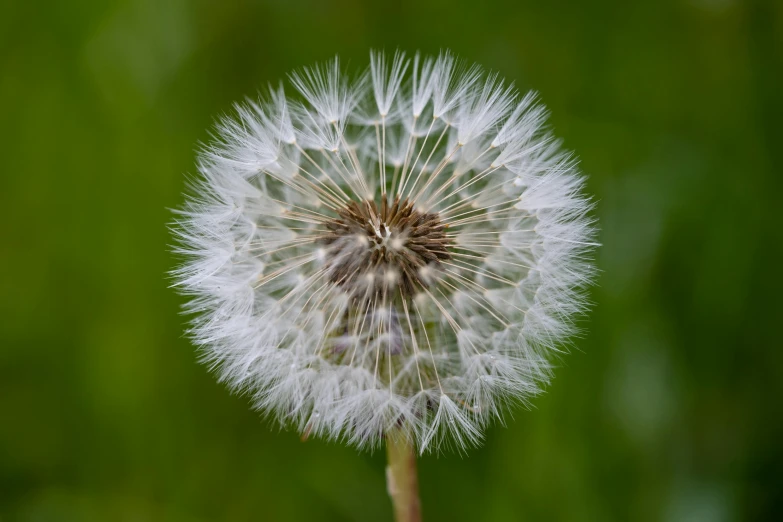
172,51,597,452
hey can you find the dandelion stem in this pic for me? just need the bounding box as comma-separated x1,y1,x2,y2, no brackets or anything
386,431,421,522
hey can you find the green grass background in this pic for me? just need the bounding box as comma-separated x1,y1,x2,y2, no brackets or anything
1,0,781,520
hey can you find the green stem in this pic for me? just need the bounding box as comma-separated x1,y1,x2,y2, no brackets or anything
386,431,422,522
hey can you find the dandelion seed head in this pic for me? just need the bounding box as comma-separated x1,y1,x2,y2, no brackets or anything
172,50,597,453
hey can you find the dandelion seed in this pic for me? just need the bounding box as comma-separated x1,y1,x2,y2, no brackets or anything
171,51,597,456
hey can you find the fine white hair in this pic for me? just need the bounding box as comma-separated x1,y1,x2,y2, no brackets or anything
172,50,597,453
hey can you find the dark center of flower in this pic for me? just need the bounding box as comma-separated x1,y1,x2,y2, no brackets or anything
320,195,452,300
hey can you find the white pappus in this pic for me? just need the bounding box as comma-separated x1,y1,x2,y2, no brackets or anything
171,50,597,453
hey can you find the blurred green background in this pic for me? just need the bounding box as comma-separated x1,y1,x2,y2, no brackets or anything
2,0,782,520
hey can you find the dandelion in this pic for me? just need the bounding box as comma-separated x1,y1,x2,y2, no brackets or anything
172,50,596,520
